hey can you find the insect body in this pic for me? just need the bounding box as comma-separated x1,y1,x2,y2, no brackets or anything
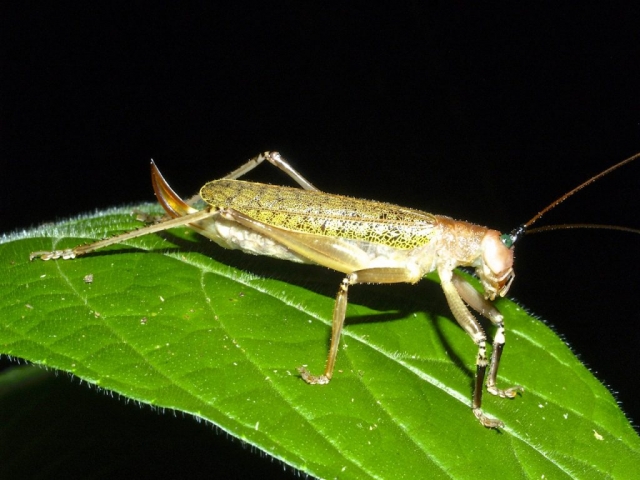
30,151,639,428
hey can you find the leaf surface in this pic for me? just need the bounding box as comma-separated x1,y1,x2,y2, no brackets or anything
1,206,639,479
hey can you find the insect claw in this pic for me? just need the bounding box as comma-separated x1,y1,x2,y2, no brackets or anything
487,384,524,399
505,385,524,398
297,366,331,385
473,408,504,429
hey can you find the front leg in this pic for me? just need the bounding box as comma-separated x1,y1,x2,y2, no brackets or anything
439,266,505,428
452,273,523,400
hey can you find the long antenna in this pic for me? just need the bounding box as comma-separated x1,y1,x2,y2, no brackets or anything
526,223,640,235
524,152,640,229
503,152,639,245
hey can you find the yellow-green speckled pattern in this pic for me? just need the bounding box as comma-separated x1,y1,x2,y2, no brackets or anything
200,180,437,249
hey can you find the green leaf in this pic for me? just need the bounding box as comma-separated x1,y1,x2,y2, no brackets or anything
0,364,289,477
2,205,639,479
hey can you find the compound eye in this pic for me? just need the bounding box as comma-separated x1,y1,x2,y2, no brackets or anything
500,233,514,248
500,225,526,248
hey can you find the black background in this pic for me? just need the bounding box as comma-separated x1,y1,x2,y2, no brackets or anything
2,3,639,478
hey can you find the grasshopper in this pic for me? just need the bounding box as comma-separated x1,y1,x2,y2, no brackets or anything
30,151,639,428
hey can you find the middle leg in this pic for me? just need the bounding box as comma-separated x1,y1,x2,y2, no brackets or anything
299,267,423,384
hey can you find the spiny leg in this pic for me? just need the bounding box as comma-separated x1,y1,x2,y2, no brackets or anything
31,160,223,262
222,151,318,191
209,204,502,423
298,274,353,384
31,152,315,261
439,266,503,428
452,273,523,399
30,208,220,261
213,207,420,384
299,267,423,385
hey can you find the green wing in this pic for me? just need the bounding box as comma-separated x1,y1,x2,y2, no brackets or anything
200,180,438,249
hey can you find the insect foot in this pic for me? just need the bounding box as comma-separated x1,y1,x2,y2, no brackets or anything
30,249,77,261
487,384,524,399
297,367,331,385
473,408,504,429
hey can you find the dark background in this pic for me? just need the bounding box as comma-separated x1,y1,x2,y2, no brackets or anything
2,3,639,478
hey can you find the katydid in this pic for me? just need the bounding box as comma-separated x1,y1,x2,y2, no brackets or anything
31,151,639,427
